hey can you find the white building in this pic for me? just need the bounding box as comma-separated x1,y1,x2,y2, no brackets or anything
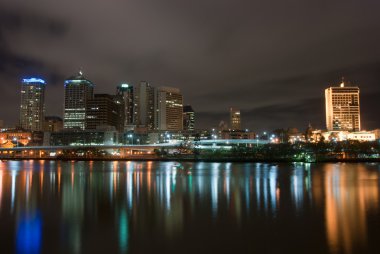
347,132,375,142
325,79,360,131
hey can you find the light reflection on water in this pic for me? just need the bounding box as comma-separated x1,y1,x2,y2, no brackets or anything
0,161,379,254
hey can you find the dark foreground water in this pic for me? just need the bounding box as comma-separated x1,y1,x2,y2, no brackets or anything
0,161,379,254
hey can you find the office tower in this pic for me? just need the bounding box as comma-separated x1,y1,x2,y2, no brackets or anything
155,87,183,131
325,79,360,131
183,105,195,131
230,107,241,130
19,77,46,131
135,81,155,130
116,83,135,130
63,72,94,130
43,116,63,132
86,94,123,132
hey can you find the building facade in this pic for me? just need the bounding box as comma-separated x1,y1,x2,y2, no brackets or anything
43,116,63,132
63,72,94,130
155,87,183,131
19,78,46,131
325,80,360,131
116,83,134,130
183,105,195,131
230,107,241,130
134,81,155,130
86,94,123,131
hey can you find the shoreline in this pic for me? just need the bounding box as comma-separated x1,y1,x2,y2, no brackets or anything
1,156,379,163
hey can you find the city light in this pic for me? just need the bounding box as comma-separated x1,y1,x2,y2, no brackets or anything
22,78,46,84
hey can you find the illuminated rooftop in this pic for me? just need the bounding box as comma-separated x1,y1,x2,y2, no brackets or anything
22,78,46,85
64,71,94,86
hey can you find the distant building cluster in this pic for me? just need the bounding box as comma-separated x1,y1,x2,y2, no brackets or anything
61,72,188,133
0,75,379,148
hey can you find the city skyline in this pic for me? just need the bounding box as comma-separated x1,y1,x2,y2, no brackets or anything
10,73,380,132
3,72,379,133
1,1,380,131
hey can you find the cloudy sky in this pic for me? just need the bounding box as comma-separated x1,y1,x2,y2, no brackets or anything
1,0,380,131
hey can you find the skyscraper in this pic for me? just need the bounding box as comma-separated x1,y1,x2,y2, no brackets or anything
86,94,124,132
19,78,46,131
183,105,195,131
230,107,241,130
155,87,183,131
116,83,135,130
63,72,94,130
135,81,155,130
325,79,360,131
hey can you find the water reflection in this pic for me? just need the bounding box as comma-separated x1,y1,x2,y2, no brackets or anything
324,164,379,254
0,161,378,254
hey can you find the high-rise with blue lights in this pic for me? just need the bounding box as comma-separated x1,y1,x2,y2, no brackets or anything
19,78,46,131
64,72,94,130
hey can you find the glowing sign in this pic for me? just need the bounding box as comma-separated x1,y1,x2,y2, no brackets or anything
121,84,129,88
22,78,46,84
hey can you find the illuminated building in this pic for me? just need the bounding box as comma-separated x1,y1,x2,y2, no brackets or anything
134,81,155,130
0,129,32,146
183,105,195,131
155,87,183,131
19,78,46,131
63,72,94,130
325,79,360,131
116,83,135,130
229,107,241,130
347,131,375,141
86,94,124,132
43,116,63,132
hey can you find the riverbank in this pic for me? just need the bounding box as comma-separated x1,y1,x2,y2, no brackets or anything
1,155,380,163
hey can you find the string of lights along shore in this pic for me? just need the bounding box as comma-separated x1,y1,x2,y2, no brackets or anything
2,72,378,149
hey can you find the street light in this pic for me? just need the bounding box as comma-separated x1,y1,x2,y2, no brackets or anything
127,134,133,145
166,134,171,143
13,137,18,147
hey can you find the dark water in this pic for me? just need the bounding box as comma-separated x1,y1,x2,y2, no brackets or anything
0,161,379,254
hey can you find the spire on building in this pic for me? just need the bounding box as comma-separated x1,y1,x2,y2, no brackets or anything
340,76,345,87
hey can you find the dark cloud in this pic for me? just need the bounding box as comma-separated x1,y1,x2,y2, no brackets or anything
0,0,380,130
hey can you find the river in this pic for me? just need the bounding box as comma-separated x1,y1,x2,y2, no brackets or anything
0,161,379,254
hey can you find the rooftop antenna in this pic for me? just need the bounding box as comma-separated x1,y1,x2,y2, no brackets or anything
340,76,345,87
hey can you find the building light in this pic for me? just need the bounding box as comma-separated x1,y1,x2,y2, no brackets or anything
22,78,46,84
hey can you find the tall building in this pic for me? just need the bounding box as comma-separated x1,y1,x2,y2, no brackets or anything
86,94,123,132
183,105,195,131
230,107,241,130
155,87,183,131
116,83,135,130
63,72,94,130
134,81,155,130
19,78,46,131
325,80,360,131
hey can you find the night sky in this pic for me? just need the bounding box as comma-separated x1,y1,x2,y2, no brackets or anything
1,0,380,132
